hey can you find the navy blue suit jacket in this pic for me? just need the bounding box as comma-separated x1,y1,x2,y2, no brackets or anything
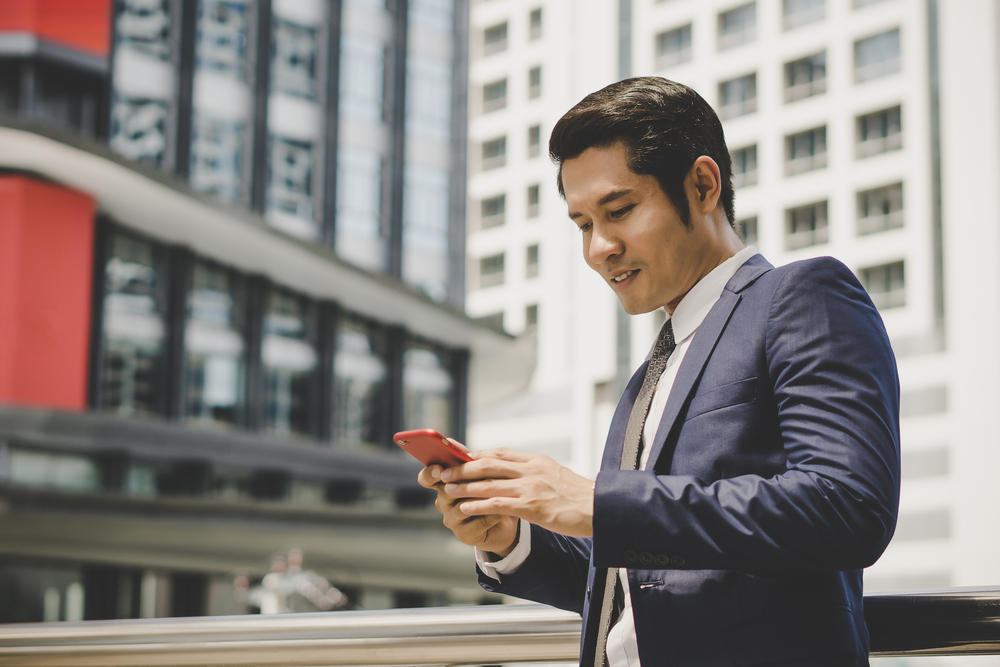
479,255,901,667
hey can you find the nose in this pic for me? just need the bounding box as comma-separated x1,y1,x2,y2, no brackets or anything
587,223,623,266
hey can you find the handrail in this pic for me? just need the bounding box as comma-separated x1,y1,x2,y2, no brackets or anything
0,589,997,666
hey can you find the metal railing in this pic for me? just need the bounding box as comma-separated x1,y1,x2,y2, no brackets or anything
0,589,997,666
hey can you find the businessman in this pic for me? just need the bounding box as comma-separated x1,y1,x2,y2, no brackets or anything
419,77,900,667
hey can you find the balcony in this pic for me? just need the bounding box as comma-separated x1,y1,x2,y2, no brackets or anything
0,589,997,665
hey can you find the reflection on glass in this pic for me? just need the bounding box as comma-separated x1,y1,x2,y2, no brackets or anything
402,166,449,301
185,261,245,427
403,342,452,435
406,54,451,142
189,0,251,203
336,147,385,271
339,33,385,122
263,288,318,436
100,233,166,417
334,317,387,449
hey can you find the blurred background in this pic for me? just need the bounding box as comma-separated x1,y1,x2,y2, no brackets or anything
0,0,997,651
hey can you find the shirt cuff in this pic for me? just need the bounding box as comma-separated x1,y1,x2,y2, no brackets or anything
475,519,532,582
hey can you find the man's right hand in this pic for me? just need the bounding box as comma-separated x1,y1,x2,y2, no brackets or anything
418,461,520,558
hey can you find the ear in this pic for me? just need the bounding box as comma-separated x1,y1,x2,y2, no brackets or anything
686,156,722,216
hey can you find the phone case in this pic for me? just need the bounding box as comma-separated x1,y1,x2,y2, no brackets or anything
393,428,472,467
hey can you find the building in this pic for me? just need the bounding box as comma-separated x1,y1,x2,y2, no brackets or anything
465,0,1000,608
0,0,530,623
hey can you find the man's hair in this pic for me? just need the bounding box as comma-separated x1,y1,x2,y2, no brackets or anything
549,76,736,227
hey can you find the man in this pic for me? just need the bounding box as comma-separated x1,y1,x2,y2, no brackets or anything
418,77,900,667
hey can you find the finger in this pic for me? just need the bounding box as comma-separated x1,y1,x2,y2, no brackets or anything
458,497,521,518
417,465,445,489
440,457,528,483
469,448,536,463
443,479,517,499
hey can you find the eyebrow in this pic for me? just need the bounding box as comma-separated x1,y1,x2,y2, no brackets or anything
568,188,634,220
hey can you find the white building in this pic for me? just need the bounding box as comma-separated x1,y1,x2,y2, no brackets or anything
465,0,1000,608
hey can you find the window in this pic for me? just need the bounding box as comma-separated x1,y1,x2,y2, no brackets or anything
9,449,100,493
262,288,319,437
855,29,900,82
410,0,454,32
484,22,508,55
475,312,505,331
528,124,541,157
482,136,506,170
525,303,538,327
857,106,902,157
786,201,828,249
184,260,246,427
189,114,245,203
334,316,388,450
406,53,452,142
857,183,904,234
99,232,168,417
785,52,826,102
336,147,385,273
402,166,450,302
479,253,505,288
527,183,540,217
403,342,453,436
271,17,319,100
482,78,507,113
267,136,315,231
656,24,692,68
526,244,539,278
785,126,827,175
731,145,757,188
529,8,542,40
860,261,905,309
718,3,756,50
528,66,542,99
783,0,824,30
340,33,386,122
719,73,756,119
480,194,506,229
737,216,758,246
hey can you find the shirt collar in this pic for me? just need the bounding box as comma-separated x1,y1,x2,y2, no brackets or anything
667,246,758,344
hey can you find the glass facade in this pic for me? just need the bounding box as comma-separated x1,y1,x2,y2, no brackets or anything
334,316,388,449
262,288,319,436
403,342,453,435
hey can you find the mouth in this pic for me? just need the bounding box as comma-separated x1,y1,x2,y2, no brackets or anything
609,269,639,291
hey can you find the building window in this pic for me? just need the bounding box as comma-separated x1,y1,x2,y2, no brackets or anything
860,261,905,309
731,145,757,188
525,303,538,327
529,8,542,40
482,78,507,113
785,51,826,102
526,244,539,278
271,17,319,100
410,0,455,32
406,53,452,142
858,183,904,235
737,216,758,246
479,253,505,288
783,0,825,30
402,166,450,302
262,288,319,437
785,126,827,175
267,136,316,231
334,316,388,450
786,200,829,250
184,260,246,427
527,184,540,217
484,21,508,56
855,28,900,83
480,194,506,229
336,147,385,273
655,24,692,68
475,312,505,332
528,124,541,157
340,33,386,122
403,342,454,436
857,106,902,157
719,73,756,119
482,136,506,170
528,66,542,99
718,3,756,51
99,232,168,417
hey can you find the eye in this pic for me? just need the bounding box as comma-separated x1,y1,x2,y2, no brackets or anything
609,204,636,219
577,222,592,233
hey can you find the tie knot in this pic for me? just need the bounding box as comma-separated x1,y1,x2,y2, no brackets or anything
652,319,675,362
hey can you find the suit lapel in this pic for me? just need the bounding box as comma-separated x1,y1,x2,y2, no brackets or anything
643,254,773,469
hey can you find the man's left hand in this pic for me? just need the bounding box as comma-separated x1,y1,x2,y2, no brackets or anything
440,449,595,538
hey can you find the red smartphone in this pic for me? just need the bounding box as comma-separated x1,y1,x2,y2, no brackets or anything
394,429,473,467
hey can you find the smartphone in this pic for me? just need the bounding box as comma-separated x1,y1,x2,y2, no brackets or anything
394,429,473,467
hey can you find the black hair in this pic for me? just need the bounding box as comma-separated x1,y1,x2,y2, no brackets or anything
549,76,735,227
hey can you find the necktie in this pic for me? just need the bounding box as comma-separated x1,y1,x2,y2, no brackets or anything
593,319,676,667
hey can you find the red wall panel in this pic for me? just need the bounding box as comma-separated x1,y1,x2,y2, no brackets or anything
0,175,96,411
0,0,112,56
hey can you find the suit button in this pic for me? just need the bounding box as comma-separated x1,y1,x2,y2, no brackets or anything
654,553,670,567
624,550,638,564
671,555,686,567
639,551,654,566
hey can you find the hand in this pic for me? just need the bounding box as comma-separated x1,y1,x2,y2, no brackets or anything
440,449,595,538
417,441,520,557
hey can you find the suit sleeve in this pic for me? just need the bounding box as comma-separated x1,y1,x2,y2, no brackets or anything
592,258,901,576
477,523,592,615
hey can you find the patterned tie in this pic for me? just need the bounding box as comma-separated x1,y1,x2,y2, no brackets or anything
593,318,676,667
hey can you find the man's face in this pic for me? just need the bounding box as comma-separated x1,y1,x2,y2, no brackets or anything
562,142,717,314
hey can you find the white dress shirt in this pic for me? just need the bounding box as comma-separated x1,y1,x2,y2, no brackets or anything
477,247,758,667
